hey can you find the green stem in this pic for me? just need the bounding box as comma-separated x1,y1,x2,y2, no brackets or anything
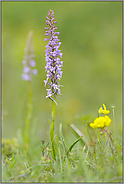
25,81,32,147
49,94,56,160
52,94,55,130
86,123,93,142
112,106,116,144
98,129,100,141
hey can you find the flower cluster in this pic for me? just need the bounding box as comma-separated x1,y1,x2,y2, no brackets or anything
90,104,111,129
90,115,111,129
44,9,63,103
22,31,37,81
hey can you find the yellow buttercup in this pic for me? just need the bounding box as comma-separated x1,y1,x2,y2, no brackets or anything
90,115,111,129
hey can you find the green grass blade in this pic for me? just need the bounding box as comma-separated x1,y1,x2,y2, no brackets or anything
11,149,18,168
56,137,62,172
86,123,93,142
59,123,68,153
49,119,51,128
66,136,83,156
65,122,88,147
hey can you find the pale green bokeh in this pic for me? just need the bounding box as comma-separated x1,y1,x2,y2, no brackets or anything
2,2,122,142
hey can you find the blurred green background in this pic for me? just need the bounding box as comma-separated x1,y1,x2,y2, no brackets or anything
2,2,122,144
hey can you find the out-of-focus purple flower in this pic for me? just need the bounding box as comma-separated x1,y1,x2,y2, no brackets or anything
22,31,38,81
32,69,38,75
30,59,36,67
44,9,63,103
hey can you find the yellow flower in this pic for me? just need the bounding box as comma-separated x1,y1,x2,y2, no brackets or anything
104,115,111,127
90,115,111,129
98,104,110,114
90,123,98,129
98,107,103,114
94,116,105,128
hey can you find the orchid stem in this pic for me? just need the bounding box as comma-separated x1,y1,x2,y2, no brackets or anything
25,81,32,149
52,94,55,129
50,94,56,160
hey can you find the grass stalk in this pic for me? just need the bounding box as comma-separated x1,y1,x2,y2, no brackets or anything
24,81,32,148
112,105,116,144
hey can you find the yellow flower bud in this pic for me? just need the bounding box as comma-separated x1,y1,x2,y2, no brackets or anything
98,104,110,115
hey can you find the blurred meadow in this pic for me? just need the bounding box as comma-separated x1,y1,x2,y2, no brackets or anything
2,1,122,145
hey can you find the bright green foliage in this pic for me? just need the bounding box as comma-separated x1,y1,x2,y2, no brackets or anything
66,136,83,156
66,122,87,147
2,124,123,182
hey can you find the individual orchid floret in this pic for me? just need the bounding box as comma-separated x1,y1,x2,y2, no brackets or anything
44,9,63,103
21,31,38,81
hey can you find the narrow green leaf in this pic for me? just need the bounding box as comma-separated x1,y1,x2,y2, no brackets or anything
65,122,87,147
55,137,59,158
56,137,62,172
11,149,18,168
45,143,49,148
66,136,83,156
59,123,68,153
49,120,51,128
86,123,93,142
5,156,12,167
